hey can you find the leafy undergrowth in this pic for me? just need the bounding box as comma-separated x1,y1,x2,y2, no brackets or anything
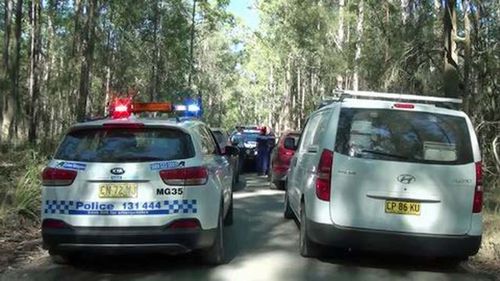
0,149,47,272
470,211,500,279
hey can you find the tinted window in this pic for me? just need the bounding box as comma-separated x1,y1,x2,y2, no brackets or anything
334,109,473,165
230,132,259,143
55,127,194,162
198,126,218,155
212,130,227,147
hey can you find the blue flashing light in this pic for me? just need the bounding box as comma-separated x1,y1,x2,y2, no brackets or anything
187,104,200,112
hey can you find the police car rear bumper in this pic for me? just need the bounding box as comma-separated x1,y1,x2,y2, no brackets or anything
43,225,216,254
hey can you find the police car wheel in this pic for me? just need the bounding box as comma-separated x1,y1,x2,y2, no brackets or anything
224,195,233,226
49,251,75,265
202,207,225,265
284,191,294,220
299,203,321,258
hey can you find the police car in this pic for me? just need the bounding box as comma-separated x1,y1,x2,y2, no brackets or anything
41,99,237,265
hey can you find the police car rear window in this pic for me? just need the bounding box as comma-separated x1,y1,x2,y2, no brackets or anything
334,108,473,165
55,127,195,162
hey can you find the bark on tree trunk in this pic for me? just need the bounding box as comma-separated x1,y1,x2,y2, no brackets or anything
462,0,472,113
353,0,364,91
77,0,98,121
28,0,42,143
443,0,459,98
2,0,23,142
336,0,345,90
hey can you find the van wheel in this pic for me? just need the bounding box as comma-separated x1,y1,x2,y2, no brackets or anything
224,195,233,226
202,208,225,265
299,203,321,258
284,191,294,219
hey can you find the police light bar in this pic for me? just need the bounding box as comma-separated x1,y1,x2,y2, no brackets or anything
133,102,172,113
109,98,173,119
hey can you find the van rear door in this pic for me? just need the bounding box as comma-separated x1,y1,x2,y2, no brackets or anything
329,108,477,235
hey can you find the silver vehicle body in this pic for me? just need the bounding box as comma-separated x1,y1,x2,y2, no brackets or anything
41,118,233,255
287,92,482,257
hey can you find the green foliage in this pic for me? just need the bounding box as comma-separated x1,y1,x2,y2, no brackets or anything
0,149,45,222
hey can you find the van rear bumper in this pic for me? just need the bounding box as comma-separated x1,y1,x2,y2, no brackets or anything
307,219,481,257
43,225,216,254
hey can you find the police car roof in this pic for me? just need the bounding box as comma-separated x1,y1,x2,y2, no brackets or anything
69,116,203,130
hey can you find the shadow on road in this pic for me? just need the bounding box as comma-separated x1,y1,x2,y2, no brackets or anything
1,174,492,281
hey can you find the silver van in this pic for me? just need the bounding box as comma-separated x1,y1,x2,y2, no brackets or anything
285,91,483,259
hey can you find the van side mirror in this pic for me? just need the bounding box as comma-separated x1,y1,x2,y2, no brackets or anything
284,137,297,150
225,146,239,156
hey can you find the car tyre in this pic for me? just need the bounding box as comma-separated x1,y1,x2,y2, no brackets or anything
49,250,75,265
284,191,294,219
299,203,321,258
224,194,233,226
202,208,225,265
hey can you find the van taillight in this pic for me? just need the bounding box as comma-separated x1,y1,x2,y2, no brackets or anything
473,161,483,213
41,167,77,186
160,167,208,186
316,149,334,201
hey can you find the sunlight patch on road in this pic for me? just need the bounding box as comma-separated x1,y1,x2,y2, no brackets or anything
211,251,299,281
234,189,284,199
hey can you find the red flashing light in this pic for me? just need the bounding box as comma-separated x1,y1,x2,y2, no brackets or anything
393,103,415,109
109,98,132,119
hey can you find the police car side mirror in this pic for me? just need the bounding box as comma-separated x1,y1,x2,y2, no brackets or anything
284,137,297,151
225,146,239,156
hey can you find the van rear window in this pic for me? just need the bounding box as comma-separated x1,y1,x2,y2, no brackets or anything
334,109,473,165
55,127,194,162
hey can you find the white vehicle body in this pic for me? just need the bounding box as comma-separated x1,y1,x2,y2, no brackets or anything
41,117,234,263
286,92,483,258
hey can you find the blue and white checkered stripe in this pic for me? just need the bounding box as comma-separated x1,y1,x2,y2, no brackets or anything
43,200,197,215
164,200,197,214
44,200,74,214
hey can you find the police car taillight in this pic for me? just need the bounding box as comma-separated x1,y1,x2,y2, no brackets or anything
42,167,77,186
160,167,208,186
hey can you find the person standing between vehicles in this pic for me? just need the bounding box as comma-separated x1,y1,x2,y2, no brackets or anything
231,126,245,174
256,126,274,176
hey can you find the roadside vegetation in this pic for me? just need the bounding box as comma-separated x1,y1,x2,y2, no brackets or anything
0,0,499,277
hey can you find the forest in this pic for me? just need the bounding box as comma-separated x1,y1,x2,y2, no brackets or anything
0,0,499,271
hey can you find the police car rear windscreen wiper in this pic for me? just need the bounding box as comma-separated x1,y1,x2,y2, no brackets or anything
360,149,409,160
114,156,166,162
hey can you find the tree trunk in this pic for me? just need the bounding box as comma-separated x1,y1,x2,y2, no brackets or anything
28,0,42,143
443,0,459,98
462,0,472,113
353,0,364,91
2,0,23,142
77,0,98,121
336,0,345,90
188,0,196,88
